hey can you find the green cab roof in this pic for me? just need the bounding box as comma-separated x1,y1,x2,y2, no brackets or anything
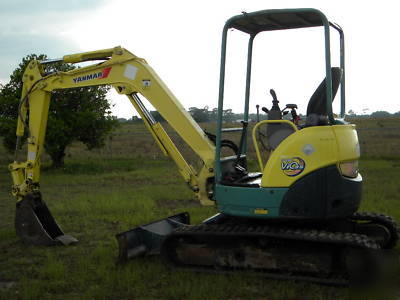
226,8,328,34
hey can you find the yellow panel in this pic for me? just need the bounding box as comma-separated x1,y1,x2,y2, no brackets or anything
332,125,360,161
261,126,339,187
261,125,360,187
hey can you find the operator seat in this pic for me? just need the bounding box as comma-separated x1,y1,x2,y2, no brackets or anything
305,67,342,126
266,67,342,149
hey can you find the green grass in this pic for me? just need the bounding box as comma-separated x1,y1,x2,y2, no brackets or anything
0,119,400,299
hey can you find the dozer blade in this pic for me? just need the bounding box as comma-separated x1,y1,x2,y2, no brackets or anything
15,192,78,246
116,212,190,263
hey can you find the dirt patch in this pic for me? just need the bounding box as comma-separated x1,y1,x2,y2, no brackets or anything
156,197,200,209
0,280,16,290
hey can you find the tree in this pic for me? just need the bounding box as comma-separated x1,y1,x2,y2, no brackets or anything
347,109,356,116
188,106,210,122
370,111,392,118
0,54,119,168
223,109,234,122
129,115,142,123
150,110,166,122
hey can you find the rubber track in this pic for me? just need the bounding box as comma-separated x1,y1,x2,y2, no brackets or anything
162,223,380,285
350,211,400,249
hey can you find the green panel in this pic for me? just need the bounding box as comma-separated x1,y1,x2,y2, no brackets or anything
215,184,288,218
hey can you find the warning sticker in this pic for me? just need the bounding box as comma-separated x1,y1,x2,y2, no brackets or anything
124,65,138,80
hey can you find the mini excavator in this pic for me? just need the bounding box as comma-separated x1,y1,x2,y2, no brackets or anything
9,9,399,284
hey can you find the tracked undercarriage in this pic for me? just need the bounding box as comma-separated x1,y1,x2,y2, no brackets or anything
116,212,399,286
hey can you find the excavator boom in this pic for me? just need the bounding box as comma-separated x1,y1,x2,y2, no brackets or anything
12,46,215,202
10,46,216,245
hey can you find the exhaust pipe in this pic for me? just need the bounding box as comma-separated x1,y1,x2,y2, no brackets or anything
116,212,190,263
15,192,78,246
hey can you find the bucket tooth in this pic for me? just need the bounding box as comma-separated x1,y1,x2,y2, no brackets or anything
15,192,78,246
116,212,190,263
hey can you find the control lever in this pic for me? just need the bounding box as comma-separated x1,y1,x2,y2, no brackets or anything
256,104,260,122
268,89,282,120
282,104,300,125
285,104,298,110
270,89,278,102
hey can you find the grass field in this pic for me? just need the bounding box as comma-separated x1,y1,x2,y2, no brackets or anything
0,118,399,299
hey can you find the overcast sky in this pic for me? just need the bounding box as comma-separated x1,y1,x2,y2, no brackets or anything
1,0,399,118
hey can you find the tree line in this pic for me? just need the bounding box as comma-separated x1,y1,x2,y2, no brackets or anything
346,110,400,119
1,54,399,169
123,106,268,123
119,107,400,124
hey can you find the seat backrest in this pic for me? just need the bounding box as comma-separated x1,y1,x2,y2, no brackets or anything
306,67,342,116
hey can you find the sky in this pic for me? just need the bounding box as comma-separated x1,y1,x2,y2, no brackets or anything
1,0,399,119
